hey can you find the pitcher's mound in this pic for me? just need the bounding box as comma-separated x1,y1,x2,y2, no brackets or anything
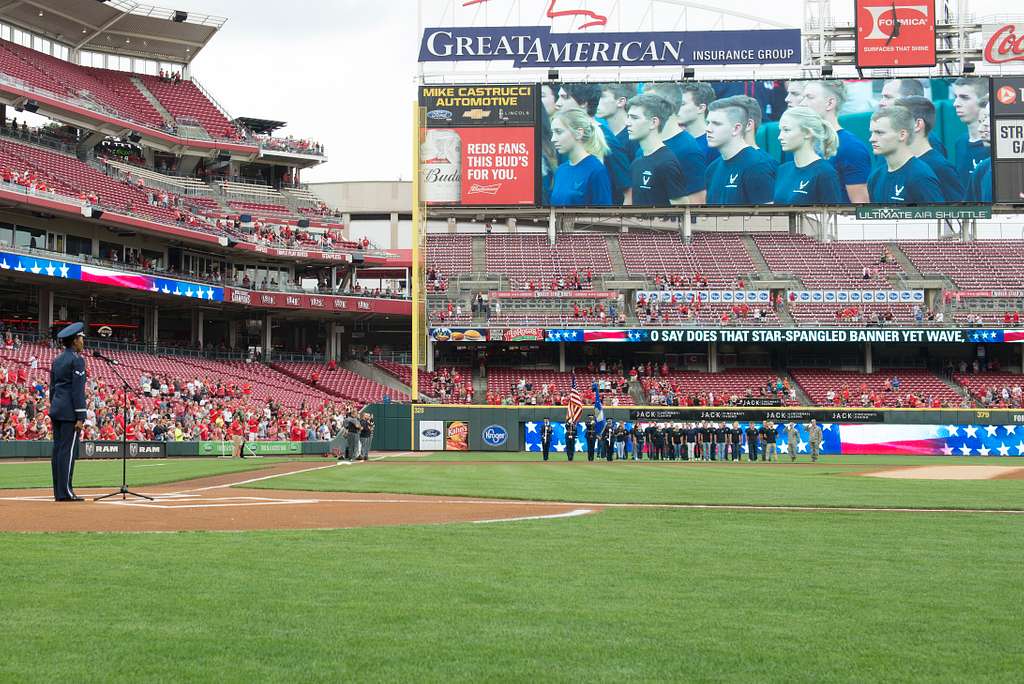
865,465,1024,480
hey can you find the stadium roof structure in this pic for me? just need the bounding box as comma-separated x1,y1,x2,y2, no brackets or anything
0,0,225,63
235,117,287,135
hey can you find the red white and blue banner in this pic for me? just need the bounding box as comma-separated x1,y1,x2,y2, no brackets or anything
1,250,222,301
966,329,1024,343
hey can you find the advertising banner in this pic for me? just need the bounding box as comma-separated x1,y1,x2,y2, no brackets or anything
855,206,992,219
992,77,1024,117
787,290,924,304
638,290,771,304
419,26,801,68
492,290,617,299
419,421,445,450
196,441,302,456
537,77,989,208
419,84,537,206
855,0,936,68
81,441,167,459
445,421,469,450
430,327,489,342
224,288,411,316
646,328,967,344
994,120,1024,159
984,24,1024,66
500,328,546,342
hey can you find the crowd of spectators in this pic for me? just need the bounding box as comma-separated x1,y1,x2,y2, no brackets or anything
652,273,713,289
643,373,795,407
0,362,362,443
255,135,324,156
429,368,474,403
522,270,593,292
820,378,960,409
426,268,449,293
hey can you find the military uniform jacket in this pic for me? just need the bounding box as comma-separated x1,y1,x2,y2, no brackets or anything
49,348,86,422
808,426,824,445
541,425,554,444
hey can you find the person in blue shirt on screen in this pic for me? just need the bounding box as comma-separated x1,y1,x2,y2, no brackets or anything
952,77,991,191
879,79,947,157
704,96,776,205
735,95,780,171
800,80,871,203
772,106,842,205
549,109,613,207
596,83,638,205
895,96,964,202
625,92,688,207
867,106,944,204
644,82,707,203
966,105,992,203
557,83,630,205
679,81,720,166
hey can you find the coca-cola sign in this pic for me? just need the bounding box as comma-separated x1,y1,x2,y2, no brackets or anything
984,24,1024,65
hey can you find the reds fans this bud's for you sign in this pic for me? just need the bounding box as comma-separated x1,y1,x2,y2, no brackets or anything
419,84,537,206
855,0,936,68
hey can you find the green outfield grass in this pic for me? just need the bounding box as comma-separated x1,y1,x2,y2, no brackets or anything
1,509,1021,681
255,455,1024,510
0,457,323,489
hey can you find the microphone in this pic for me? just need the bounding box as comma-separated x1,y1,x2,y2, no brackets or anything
92,350,119,366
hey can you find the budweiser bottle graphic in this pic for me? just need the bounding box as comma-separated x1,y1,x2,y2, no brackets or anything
421,130,462,203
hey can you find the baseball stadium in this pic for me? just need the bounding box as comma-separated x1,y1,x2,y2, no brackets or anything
2,0,1024,680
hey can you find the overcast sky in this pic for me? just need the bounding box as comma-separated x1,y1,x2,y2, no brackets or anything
176,0,1016,185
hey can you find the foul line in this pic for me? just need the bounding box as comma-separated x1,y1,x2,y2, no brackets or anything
473,508,595,524
174,462,345,494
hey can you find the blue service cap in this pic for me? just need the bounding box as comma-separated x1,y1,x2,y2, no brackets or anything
57,322,85,339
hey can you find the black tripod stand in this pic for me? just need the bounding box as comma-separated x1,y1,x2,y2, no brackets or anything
93,352,153,502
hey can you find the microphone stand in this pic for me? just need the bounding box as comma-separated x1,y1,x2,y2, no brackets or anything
93,352,153,502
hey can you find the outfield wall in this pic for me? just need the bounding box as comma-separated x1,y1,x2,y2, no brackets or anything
386,404,1024,456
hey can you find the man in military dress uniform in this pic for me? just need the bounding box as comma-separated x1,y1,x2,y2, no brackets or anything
540,418,554,461
564,421,577,462
50,322,87,502
745,423,761,462
584,416,597,461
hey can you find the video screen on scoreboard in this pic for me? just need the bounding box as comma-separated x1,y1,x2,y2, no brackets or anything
539,77,992,208
419,84,538,206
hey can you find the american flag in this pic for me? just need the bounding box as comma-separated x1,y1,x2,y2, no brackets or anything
566,373,583,425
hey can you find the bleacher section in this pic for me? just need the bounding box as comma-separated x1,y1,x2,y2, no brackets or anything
485,234,611,290
787,302,918,326
790,368,964,408
0,39,166,128
641,369,799,406
137,75,238,139
0,138,182,224
899,240,1024,289
375,361,473,403
487,367,634,405
953,371,1024,408
0,342,337,410
753,234,901,288
636,300,782,326
619,232,754,287
271,362,407,403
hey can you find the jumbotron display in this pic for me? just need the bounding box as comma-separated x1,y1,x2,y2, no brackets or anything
419,77,993,208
